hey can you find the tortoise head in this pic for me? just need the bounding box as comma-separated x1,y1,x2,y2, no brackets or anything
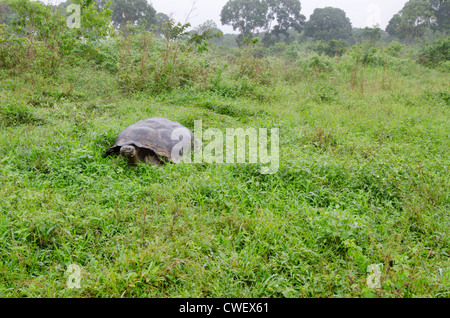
120,145,138,165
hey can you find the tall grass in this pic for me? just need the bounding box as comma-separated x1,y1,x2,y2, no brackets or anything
0,0,449,298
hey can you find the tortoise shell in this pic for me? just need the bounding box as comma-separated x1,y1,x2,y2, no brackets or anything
106,117,197,165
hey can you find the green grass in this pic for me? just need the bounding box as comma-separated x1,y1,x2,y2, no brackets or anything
0,51,449,298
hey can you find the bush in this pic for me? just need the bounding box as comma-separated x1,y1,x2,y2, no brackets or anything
348,43,387,67
304,54,334,74
232,39,274,86
314,40,349,57
314,83,339,103
266,42,287,56
417,37,450,68
116,20,223,94
385,41,404,58
0,0,113,76
439,60,450,72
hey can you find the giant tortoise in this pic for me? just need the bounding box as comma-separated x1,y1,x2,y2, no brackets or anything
105,117,199,166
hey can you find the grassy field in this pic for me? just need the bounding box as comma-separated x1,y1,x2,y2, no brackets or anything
0,37,449,298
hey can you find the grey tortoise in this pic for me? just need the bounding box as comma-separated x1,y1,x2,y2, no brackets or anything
105,117,199,166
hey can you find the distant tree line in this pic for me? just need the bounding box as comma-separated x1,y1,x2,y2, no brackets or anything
220,0,306,45
55,0,169,35
220,0,448,46
1,0,448,47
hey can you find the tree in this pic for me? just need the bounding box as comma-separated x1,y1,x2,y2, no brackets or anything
91,0,156,31
385,13,403,38
220,0,305,45
304,7,352,42
154,12,170,36
194,20,222,36
188,20,223,52
4,0,65,42
385,0,448,41
431,0,449,32
220,0,269,42
2,0,113,74
386,0,434,40
265,0,305,41
362,27,382,43
57,0,114,40
156,12,170,27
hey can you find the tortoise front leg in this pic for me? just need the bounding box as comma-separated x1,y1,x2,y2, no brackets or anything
144,155,164,167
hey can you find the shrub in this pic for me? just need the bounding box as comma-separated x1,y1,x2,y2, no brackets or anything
304,54,334,74
314,39,349,57
439,60,450,72
417,37,450,68
0,0,114,76
385,41,404,58
232,39,273,86
266,42,287,56
116,20,223,94
284,41,302,60
314,83,339,103
349,44,382,66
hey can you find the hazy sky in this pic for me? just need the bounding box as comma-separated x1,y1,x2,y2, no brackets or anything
42,0,409,33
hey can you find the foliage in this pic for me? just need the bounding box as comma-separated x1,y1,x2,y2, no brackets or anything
108,0,156,31
0,1,13,25
60,0,114,40
0,0,66,75
194,20,222,37
221,0,306,46
361,27,382,44
314,39,349,57
432,0,450,32
0,0,449,299
304,7,353,42
188,26,223,53
154,12,170,36
349,43,384,66
59,0,157,32
116,19,223,94
5,0,66,42
385,41,405,57
386,0,448,41
417,36,450,67
232,37,273,85
0,0,114,75
221,0,269,43
263,0,306,43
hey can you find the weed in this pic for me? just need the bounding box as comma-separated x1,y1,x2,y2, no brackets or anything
0,0,448,299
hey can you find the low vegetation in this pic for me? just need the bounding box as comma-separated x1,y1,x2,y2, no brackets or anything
0,0,448,298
